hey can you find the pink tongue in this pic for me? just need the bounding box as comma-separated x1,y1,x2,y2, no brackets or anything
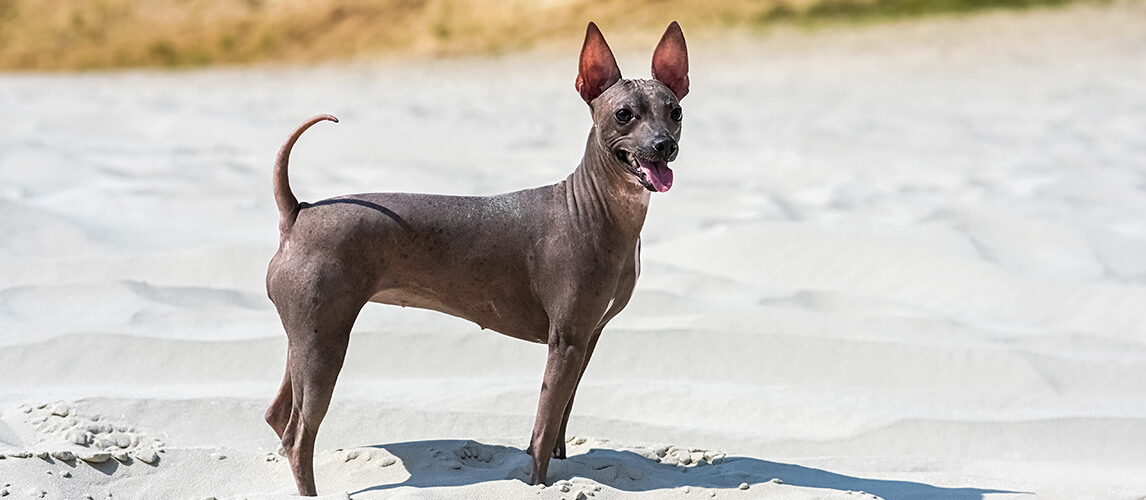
637,158,674,192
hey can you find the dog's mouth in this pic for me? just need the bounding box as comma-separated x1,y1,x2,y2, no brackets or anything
616,150,673,192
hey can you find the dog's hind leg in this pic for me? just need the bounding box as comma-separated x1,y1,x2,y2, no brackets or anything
272,276,367,496
280,316,357,496
265,366,293,439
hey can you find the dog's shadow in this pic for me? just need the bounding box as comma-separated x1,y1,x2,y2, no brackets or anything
350,439,1023,499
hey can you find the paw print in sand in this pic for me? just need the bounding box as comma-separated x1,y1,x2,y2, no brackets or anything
653,445,725,467
336,447,399,468
451,440,497,469
3,402,164,466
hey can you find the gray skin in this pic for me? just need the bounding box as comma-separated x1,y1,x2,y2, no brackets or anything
264,21,689,496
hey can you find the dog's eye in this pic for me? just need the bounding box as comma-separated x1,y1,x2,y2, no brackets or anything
670,107,682,122
615,108,633,124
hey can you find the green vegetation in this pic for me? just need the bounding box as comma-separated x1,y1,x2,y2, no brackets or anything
760,0,1096,23
0,0,1110,71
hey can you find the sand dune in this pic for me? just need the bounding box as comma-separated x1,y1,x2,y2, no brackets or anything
3,3,1146,499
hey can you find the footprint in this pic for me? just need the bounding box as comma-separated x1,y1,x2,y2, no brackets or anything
10,401,164,470
452,441,496,468
336,447,399,468
653,445,725,467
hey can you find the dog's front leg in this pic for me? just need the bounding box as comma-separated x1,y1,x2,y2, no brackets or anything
528,328,590,485
551,325,604,459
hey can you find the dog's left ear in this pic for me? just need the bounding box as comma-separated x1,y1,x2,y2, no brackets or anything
651,21,689,100
576,22,623,104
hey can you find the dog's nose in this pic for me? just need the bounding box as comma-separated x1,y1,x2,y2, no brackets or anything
654,138,678,158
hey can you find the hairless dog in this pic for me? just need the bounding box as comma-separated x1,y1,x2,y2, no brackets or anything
265,21,689,496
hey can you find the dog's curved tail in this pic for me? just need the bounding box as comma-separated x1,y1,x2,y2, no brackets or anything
274,114,338,232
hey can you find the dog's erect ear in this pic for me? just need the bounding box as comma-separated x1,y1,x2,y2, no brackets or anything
576,22,622,104
651,21,689,100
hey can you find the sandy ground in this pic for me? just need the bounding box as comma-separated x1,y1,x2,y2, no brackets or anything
3,3,1146,499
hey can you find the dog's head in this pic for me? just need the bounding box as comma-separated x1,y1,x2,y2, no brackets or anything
577,22,689,193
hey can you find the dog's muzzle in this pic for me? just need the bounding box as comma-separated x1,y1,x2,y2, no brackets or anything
617,149,674,192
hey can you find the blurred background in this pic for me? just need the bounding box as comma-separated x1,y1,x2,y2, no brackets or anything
0,0,1105,71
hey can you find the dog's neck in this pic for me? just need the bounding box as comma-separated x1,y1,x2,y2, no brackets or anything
562,125,651,239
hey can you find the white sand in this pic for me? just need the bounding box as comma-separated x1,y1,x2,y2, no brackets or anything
2,3,1146,499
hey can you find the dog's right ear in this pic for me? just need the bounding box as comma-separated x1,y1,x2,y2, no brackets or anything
576,22,622,104
652,21,689,100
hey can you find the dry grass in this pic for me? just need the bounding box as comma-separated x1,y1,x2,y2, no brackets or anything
0,0,1105,71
